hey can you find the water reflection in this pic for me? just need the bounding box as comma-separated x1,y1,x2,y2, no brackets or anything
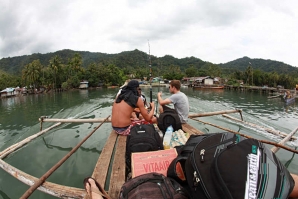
79,89,89,98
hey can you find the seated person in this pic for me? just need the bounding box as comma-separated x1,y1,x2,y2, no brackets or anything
133,87,150,120
111,80,156,135
284,90,292,99
157,80,189,123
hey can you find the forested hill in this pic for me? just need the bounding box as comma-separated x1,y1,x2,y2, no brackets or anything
219,56,297,75
0,49,297,76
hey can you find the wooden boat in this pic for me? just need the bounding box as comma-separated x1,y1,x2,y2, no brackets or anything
0,110,298,198
193,85,224,90
284,96,295,105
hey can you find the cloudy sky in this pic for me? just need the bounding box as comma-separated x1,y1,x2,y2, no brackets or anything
1,0,298,66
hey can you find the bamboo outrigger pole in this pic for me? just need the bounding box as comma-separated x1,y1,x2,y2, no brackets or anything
271,127,298,153
20,115,110,199
39,117,112,123
0,122,62,159
192,118,298,154
222,114,297,140
189,109,243,120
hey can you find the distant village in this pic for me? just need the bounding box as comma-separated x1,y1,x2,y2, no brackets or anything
1,76,297,99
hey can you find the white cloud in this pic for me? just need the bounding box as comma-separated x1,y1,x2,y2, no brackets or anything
0,0,298,66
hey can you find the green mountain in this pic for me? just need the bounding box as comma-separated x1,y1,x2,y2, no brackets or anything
0,49,297,76
219,56,297,75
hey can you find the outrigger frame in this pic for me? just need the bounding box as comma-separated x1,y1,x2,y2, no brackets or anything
0,109,297,198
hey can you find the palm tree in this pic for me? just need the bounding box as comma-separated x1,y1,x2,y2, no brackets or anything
22,60,42,89
49,56,62,89
245,65,253,85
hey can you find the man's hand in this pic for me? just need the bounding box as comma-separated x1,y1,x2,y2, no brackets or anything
157,91,162,98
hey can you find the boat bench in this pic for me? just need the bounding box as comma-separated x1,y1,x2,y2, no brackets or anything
86,123,203,199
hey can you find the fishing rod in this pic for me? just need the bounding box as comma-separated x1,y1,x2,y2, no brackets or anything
148,40,152,103
156,61,160,114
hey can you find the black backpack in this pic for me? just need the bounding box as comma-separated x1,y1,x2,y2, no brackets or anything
119,172,190,199
167,134,213,185
126,124,163,170
184,133,295,199
158,109,182,133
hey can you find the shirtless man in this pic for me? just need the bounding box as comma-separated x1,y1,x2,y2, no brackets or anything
112,80,155,135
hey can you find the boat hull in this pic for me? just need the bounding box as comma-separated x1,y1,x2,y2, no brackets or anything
193,85,224,90
284,97,295,105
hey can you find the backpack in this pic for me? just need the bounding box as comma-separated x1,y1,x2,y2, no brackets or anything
118,172,190,199
184,132,295,199
158,109,182,133
126,124,163,170
167,134,213,185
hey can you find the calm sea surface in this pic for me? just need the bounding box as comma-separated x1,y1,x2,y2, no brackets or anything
0,87,297,198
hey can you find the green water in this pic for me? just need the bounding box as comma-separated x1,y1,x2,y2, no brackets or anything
0,87,297,198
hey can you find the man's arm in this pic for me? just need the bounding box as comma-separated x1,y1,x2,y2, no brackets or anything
157,91,172,106
137,98,155,121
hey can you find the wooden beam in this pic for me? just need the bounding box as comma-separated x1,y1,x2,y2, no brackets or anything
108,135,127,199
92,131,118,189
0,122,62,159
222,114,297,140
192,118,298,154
0,159,85,198
188,109,242,119
39,118,112,123
271,127,298,153
84,131,118,199
182,123,204,135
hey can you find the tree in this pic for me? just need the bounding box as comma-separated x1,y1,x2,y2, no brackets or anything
245,65,253,85
99,64,126,86
49,56,63,88
185,66,197,77
163,65,184,80
22,59,42,89
85,63,101,87
206,62,221,77
269,71,279,87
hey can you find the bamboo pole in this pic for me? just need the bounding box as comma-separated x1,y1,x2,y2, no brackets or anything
20,115,110,199
0,158,85,198
271,127,298,153
0,122,62,159
222,114,297,140
39,118,112,123
268,95,281,99
191,118,298,154
188,109,243,120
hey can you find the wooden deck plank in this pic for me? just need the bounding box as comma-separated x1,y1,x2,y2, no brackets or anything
108,135,127,199
182,123,204,135
92,131,118,187
84,131,118,199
